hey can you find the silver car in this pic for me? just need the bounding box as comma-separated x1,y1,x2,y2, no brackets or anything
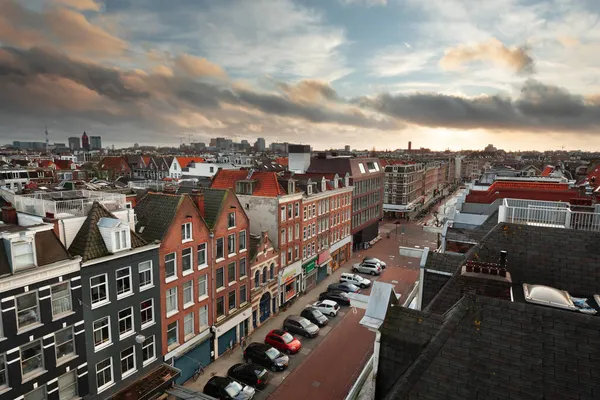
363,257,387,269
352,261,382,275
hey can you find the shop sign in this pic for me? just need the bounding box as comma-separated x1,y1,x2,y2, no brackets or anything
303,259,316,274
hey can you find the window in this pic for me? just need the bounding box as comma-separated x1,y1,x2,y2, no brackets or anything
16,292,40,330
183,280,193,306
58,371,78,400
141,299,154,327
216,297,224,317
50,282,72,317
116,267,132,297
199,305,208,330
228,262,236,283
167,321,178,346
0,354,6,388
24,386,46,400
270,264,275,280
288,204,293,219
120,347,135,377
312,223,316,236
198,275,207,297
280,229,286,244
184,313,194,337
55,327,75,362
228,212,236,228
114,230,128,250
280,206,286,221
139,260,153,290
90,274,108,306
312,204,316,217
303,206,307,220
303,226,307,240
12,240,34,270
216,238,224,259
288,247,292,262
182,248,193,273
240,285,247,304
182,222,192,241
239,231,246,251
96,358,113,391
165,253,176,279
281,252,286,266
295,245,299,260
197,243,207,267
295,223,299,239
227,234,236,255
294,202,300,217
21,340,44,377
166,288,177,314
93,317,111,349
142,336,155,364
254,270,260,288
240,258,247,277
228,290,236,310
118,308,134,337
262,267,268,284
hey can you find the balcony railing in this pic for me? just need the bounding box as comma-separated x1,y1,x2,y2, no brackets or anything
498,198,600,231
13,190,127,218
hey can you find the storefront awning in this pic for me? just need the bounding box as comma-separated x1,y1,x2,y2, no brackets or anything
112,364,180,400
317,250,331,266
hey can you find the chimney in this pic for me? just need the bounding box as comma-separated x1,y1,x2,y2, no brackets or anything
408,141,412,151
459,261,512,301
43,213,60,237
1,204,17,225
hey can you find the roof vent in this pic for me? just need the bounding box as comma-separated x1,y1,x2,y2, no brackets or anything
522,283,577,311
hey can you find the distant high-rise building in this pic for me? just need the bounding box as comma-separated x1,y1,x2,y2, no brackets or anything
255,137,266,151
90,136,102,150
68,136,81,150
270,142,288,153
81,131,89,150
408,141,412,151
344,145,351,152
12,141,46,150
192,142,206,151
133,143,139,149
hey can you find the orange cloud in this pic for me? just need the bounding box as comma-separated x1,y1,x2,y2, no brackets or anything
173,54,227,79
278,79,338,103
53,0,101,12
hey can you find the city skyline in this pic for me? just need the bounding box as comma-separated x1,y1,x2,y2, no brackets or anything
0,0,599,151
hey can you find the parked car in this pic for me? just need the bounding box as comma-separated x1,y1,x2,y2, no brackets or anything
243,343,289,372
340,272,371,288
203,376,256,400
265,329,302,354
283,315,320,338
312,300,341,316
363,257,387,269
319,290,351,306
301,306,329,327
227,363,269,390
328,282,361,293
352,261,382,276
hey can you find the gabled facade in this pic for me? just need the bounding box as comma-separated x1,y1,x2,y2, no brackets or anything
169,157,205,179
248,231,279,330
0,217,86,400
99,156,133,180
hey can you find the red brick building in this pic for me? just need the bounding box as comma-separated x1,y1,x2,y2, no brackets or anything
249,231,279,330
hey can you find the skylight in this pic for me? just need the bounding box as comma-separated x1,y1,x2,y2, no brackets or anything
522,283,577,311
97,217,122,229
358,163,365,174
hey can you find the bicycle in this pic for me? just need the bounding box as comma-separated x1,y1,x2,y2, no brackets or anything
192,363,204,381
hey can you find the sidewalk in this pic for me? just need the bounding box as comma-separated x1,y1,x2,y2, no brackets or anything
183,250,365,393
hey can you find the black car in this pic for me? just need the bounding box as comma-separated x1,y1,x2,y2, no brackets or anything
283,315,320,337
300,306,329,327
319,290,351,306
328,282,360,293
243,343,289,372
203,376,256,400
227,363,269,389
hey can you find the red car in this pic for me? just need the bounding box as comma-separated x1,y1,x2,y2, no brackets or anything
264,329,302,354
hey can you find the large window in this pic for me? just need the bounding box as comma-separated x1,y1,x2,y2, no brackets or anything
228,262,236,284
281,229,286,244
114,230,128,251
51,282,72,317
96,358,113,391
12,240,35,270
198,275,207,297
240,258,247,277
90,274,108,306
184,313,194,338
183,281,193,306
141,299,154,327
118,307,134,337
165,253,176,279
199,305,208,330
216,238,224,259
197,243,207,267
239,231,247,251
294,202,300,218
166,288,177,314
181,222,192,241
182,248,192,273
216,297,224,318
120,347,135,377
16,292,40,330
270,263,275,280
55,326,75,362
216,267,224,289
93,317,111,349
228,290,236,311
227,234,236,255
228,212,236,228
139,261,153,289
254,270,260,288
0,354,6,388
20,340,44,378
142,336,155,364
167,321,178,346
116,267,132,297
58,371,78,400
24,386,46,400
240,285,247,305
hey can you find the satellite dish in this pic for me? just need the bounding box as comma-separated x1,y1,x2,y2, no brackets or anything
135,334,145,344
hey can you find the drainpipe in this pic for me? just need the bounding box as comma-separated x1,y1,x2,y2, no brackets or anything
370,330,382,398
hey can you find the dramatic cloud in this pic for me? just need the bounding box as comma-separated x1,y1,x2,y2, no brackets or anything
173,54,228,79
440,38,535,74
53,0,102,11
277,80,339,103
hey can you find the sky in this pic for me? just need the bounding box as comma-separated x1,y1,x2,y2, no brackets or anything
1,0,599,151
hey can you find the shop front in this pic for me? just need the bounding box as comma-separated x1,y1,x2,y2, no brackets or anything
214,306,252,358
316,250,331,283
279,262,302,307
167,328,212,384
330,236,352,272
302,258,318,292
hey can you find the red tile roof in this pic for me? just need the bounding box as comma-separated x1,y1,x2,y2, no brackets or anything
466,181,577,204
540,165,555,176
210,170,286,197
585,165,600,188
141,156,151,166
275,157,288,166
54,160,73,170
38,160,55,168
176,157,205,168
100,156,131,171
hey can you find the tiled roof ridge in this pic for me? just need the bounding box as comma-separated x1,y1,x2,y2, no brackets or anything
68,201,111,261
384,295,474,400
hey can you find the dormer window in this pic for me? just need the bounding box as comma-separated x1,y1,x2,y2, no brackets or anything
12,239,35,271
98,217,131,253
307,184,313,195
321,177,326,192
288,180,295,194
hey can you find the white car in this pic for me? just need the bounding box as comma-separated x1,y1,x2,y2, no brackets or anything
340,272,372,288
311,300,340,317
352,261,382,276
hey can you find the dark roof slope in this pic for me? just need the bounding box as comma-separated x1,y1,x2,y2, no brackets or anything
381,294,600,400
69,202,147,262
201,188,228,230
134,193,184,242
446,210,499,244
425,252,464,274
421,252,465,309
36,230,71,266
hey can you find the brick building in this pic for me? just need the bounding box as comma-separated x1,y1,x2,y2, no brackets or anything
249,231,279,330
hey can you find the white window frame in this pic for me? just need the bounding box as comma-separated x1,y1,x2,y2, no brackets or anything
165,253,177,281
280,206,286,222
58,370,78,400
90,273,109,308
167,321,178,348
118,307,135,339
239,258,247,278
197,243,207,269
142,336,156,366
139,260,153,290
96,357,114,393
16,291,41,331
199,305,208,331
166,287,178,316
24,386,47,400
114,229,128,251
181,248,193,275
120,346,136,378
20,340,44,379
227,233,236,256
216,238,224,260
0,353,7,389
182,222,192,242
183,312,194,340
198,275,207,299
116,267,132,298
55,326,76,364
12,239,35,270
141,299,154,328
93,316,112,351
183,281,194,308
50,281,72,319
239,231,247,252
228,212,236,228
